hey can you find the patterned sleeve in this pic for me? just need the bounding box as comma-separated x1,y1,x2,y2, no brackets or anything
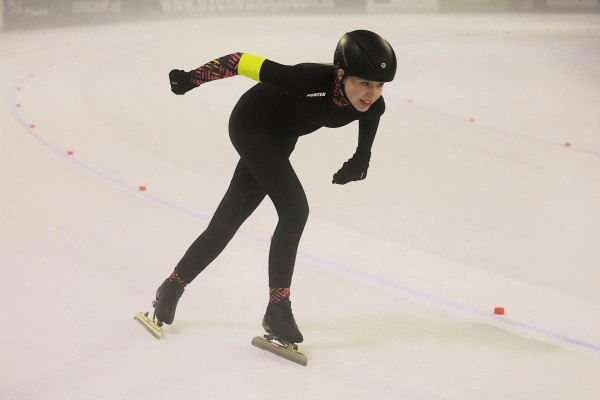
190,52,266,86
190,53,311,94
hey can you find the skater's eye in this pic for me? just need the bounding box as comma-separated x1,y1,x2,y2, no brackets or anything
361,81,384,89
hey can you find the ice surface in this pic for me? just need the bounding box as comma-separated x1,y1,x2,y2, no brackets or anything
1,13,599,400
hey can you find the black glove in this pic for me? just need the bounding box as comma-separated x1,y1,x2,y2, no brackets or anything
169,69,195,95
332,150,371,185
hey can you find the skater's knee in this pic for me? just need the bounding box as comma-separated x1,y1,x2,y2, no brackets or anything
281,200,309,228
297,201,309,225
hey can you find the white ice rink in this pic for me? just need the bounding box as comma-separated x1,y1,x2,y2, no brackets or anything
1,12,599,400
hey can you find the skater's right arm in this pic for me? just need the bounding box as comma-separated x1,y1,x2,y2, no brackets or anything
169,52,246,95
169,52,318,95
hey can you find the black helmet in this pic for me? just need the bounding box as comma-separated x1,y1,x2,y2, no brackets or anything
334,30,396,82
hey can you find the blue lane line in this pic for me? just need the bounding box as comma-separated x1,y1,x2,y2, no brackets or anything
385,90,600,157
10,67,600,354
298,250,600,353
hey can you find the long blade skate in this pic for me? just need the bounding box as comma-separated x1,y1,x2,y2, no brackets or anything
251,335,308,366
134,311,163,339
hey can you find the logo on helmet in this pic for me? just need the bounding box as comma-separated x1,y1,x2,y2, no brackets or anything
381,63,387,69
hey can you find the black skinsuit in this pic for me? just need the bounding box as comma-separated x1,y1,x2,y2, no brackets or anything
173,56,386,288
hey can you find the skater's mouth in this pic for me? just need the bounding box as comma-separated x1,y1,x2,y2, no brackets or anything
357,99,373,109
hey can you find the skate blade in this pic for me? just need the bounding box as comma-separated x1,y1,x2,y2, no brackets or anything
251,336,308,366
134,312,163,339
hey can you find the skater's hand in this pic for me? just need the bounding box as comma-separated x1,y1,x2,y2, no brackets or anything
169,69,195,95
332,150,371,185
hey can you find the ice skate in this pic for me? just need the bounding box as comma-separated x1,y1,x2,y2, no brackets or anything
134,278,185,339
134,311,164,339
251,301,307,366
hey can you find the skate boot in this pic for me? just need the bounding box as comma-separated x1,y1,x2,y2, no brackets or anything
262,301,304,344
252,300,307,365
153,277,185,325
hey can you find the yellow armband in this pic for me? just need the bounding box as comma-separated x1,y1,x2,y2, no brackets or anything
238,53,266,82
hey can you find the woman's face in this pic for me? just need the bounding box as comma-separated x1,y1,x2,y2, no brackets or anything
338,69,385,112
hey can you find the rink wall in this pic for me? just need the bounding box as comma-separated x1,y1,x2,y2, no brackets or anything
2,0,599,31
366,0,600,13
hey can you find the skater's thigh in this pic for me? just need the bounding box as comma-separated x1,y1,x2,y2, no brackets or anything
232,131,306,217
213,160,267,224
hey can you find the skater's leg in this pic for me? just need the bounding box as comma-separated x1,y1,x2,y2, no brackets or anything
174,160,266,283
229,130,308,288
229,129,306,343
154,161,265,324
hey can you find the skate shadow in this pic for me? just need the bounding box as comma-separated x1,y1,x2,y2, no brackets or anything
164,319,258,335
300,315,564,353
